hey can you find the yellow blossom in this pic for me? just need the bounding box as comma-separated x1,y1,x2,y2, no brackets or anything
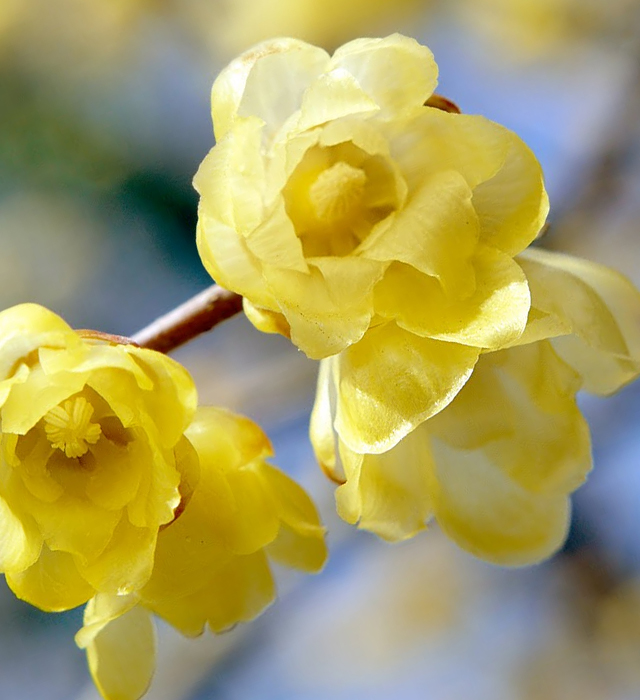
194,34,547,454
0,303,197,610
311,249,640,564
75,406,327,700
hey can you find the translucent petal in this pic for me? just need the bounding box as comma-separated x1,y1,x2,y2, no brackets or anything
236,42,329,140
430,438,571,566
0,303,78,379
428,342,592,495
6,545,94,612
86,440,142,511
309,358,341,481
12,474,121,564
125,347,198,448
196,214,276,310
374,246,530,348
518,247,640,394
185,406,274,470
211,38,328,141
263,256,385,359
77,517,156,595
329,35,438,116
266,523,327,573
358,169,479,299
244,197,308,272
38,344,151,390
221,467,281,555
387,110,511,194
242,300,291,338
149,552,275,637
1,364,86,435
125,439,180,530
472,131,548,255
336,426,435,541
296,67,379,132
83,598,156,700
76,593,139,648
257,462,325,538
194,117,266,234
0,493,41,573
334,323,479,453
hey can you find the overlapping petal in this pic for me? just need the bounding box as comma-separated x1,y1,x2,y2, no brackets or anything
0,304,197,610
333,323,479,453
518,247,640,393
75,406,326,699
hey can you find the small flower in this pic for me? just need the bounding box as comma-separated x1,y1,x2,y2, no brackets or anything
194,34,547,454
0,304,197,610
76,406,327,700
311,249,640,564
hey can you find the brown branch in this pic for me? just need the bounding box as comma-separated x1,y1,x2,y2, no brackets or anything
131,285,243,353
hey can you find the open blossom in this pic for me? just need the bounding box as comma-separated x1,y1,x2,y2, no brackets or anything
194,33,547,454
311,249,640,564
0,304,197,610
76,406,327,700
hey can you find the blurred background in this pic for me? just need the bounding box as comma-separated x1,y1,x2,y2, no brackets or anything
1,1,640,698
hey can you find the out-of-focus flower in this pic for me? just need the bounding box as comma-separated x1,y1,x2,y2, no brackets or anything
203,0,424,55
76,406,327,700
311,249,640,564
0,304,197,610
195,34,547,454
453,0,639,60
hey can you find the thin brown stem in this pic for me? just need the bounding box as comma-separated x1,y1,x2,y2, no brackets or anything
131,285,243,353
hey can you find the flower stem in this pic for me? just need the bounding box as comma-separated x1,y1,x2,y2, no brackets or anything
132,285,243,353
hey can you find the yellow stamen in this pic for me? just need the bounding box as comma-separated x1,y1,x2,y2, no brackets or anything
44,396,102,459
310,161,366,223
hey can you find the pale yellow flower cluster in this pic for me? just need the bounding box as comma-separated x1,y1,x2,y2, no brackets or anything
0,304,326,700
195,34,640,565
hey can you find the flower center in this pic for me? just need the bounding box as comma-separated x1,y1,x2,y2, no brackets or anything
44,396,102,458
309,161,367,224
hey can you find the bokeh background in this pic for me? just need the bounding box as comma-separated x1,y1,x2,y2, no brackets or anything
2,1,640,698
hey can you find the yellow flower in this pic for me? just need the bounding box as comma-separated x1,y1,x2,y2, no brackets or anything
194,34,547,453
75,406,327,700
311,249,640,564
0,304,197,610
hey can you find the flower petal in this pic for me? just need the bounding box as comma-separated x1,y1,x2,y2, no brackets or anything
296,67,379,131
334,323,479,453
242,299,291,337
358,169,479,299
196,214,276,310
329,34,438,116
473,130,548,255
430,437,571,566
257,462,325,538
77,516,157,595
0,303,78,380
264,256,385,359
148,552,276,637
336,427,435,541
211,38,329,141
428,342,592,495
0,492,41,573
518,247,640,394
374,246,530,348
6,545,94,612
309,357,341,481
81,597,156,700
